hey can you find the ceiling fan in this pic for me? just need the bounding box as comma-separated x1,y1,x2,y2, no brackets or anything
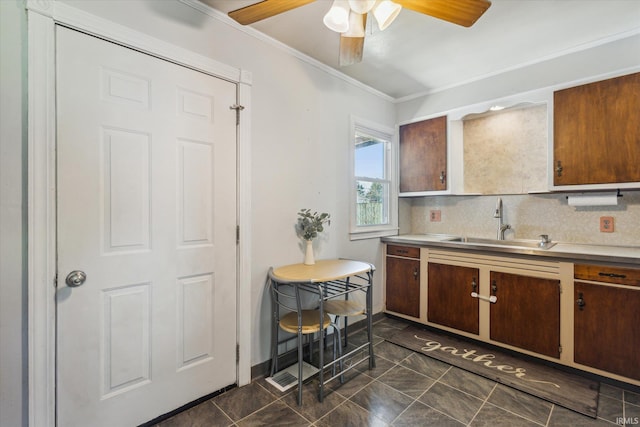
227,0,492,66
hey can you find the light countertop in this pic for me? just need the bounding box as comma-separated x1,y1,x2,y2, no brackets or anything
382,234,640,266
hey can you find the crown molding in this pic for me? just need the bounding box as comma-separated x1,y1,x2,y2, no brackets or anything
179,0,394,102
395,27,640,104
27,0,243,84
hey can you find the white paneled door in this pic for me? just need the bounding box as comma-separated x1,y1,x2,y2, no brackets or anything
56,27,237,426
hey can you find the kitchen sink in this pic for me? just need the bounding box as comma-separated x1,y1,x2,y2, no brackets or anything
444,236,556,249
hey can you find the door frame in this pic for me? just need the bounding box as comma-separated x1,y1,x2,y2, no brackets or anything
27,1,252,425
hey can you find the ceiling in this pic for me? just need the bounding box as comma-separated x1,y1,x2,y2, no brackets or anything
200,1,640,99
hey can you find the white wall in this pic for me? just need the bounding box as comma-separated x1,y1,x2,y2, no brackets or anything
2,1,638,423
52,0,397,369
0,1,28,426
1,1,395,422
396,33,640,121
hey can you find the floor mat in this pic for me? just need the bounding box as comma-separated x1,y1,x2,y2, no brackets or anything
386,325,599,418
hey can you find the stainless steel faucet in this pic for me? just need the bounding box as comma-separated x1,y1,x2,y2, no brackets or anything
494,197,511,240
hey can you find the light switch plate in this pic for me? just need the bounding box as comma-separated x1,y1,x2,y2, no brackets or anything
600,216,614,233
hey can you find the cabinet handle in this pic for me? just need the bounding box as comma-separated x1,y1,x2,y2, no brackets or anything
555,161,563,177
598,272,627,279
413,268,418,279
439,170,446,184
471,278,477,293
491,280,497,296
576,292,586,311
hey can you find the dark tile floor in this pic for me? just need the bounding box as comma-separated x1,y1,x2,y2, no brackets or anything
158,317,640,426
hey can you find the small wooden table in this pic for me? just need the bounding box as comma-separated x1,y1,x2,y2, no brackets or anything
268,259,375,404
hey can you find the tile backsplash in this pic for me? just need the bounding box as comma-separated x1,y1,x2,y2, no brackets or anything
463,104,548,195
406,191,640,246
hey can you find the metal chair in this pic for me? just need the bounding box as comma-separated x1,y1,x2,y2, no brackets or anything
268,269,342,405
324,299,366,347
323,299,366,383
322,269,367,349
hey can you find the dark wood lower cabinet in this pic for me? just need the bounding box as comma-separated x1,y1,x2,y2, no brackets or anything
574,282,640,381
386,256,420,318
490,271,561,358
427,263,479,335
384,248,640,384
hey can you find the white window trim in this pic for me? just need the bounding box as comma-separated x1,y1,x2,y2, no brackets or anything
349,115,398,240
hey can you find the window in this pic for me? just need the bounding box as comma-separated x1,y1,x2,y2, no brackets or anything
350,117,397,240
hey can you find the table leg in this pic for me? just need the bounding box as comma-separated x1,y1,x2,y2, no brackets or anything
297,328,303,405
318,285,324,402
270,280,278,377
367,271,376,369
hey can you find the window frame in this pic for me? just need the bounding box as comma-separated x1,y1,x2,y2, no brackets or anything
349,116,398,240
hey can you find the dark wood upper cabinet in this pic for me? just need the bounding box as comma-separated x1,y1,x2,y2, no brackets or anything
553,72,640,186
489,271,561,358
399,116,447,193
427,262,479,335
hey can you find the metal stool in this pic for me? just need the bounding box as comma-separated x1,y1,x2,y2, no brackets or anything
268,270,342,405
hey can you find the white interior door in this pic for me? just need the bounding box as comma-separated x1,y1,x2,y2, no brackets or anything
56,26,238,426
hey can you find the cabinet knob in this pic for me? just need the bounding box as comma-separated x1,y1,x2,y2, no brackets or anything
576,292,586,311
413,268,418,279
439,170,446,184
471,278,477,293
491,280,497,296
555,161,563,177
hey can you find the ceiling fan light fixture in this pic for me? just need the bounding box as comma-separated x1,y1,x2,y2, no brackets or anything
343,11,366,37
348,0,376,14
323,0,351,33
372,0,402,31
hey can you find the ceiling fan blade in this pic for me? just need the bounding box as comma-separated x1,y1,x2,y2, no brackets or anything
228,0,316,25
339,13,367,66
395,0,491,27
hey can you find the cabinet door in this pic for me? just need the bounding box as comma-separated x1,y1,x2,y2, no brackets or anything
574,282,640,381
386,257,420,318
427,263,479,335
554,72,640,185
399,116,447,193
490,271,560,358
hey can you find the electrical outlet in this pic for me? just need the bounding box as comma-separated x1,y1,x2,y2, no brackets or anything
600,216,614,233
430,210,441,222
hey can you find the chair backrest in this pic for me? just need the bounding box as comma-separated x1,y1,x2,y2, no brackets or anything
268,267,304,322
270,269,323,334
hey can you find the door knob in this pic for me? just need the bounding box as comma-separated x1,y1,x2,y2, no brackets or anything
65,270,87,287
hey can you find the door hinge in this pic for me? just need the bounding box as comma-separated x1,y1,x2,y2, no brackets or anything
236,344,240,363
559,345,563,354
230,104,245,125
54,272,58,288
558,282,562,294
236,225,240,244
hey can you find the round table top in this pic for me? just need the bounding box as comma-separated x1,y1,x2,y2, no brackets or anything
271,259,373,283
